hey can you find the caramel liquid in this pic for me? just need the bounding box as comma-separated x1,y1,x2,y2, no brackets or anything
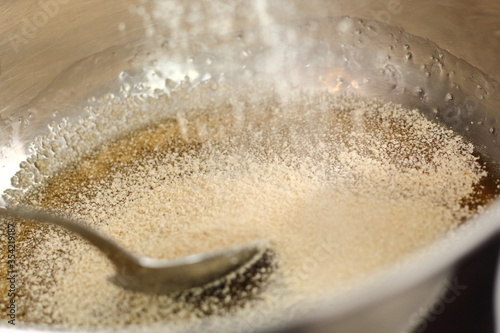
2,94,499,326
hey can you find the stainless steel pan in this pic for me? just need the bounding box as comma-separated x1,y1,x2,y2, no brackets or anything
0,1,498,332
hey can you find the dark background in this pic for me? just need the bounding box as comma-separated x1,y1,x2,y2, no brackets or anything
419,235,499,333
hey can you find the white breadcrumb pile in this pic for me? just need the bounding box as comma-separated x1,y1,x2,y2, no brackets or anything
0,88,495,331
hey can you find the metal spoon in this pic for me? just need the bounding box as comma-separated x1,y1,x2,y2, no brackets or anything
0,206,267,294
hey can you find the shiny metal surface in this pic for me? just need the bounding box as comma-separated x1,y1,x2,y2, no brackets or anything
0,1,499,332
0,206,266,294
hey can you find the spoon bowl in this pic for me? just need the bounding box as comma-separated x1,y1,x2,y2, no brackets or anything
0,206,268,294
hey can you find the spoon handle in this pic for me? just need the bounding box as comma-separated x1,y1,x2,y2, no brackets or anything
0,206,141,274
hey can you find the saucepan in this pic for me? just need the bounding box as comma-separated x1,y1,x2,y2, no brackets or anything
0,1,499,332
